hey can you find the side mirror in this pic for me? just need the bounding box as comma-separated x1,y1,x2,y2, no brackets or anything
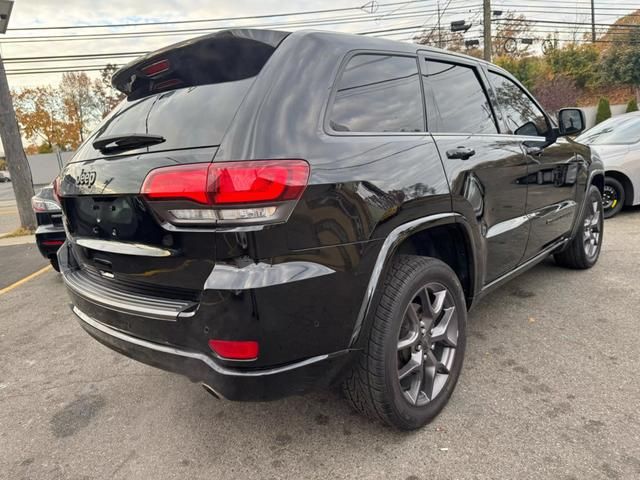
558,108,585,136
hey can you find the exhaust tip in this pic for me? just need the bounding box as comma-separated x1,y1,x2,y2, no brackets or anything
202,383,222,400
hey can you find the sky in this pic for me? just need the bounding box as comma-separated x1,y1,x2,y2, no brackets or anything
0,0,637,154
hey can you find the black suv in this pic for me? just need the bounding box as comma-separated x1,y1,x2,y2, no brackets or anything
55,29,604,430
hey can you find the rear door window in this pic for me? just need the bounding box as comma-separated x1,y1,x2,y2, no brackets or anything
487,71,549,137
328,54,424,133
421,60,498,134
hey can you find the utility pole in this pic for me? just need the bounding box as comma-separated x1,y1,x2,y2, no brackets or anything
590,0,596,43
0,1,36,230
483,0,492,62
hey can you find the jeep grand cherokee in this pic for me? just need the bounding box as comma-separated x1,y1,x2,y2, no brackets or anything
55,29,604,430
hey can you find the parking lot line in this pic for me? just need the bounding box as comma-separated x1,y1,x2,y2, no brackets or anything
0,265,52,296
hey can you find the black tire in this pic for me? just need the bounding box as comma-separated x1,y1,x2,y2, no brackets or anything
342,255,467,430
554,185,603,269
49,256,60,272
602,177,625,219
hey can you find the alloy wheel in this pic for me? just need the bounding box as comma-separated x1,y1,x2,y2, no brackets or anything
583,200,602,259
397,283,459,406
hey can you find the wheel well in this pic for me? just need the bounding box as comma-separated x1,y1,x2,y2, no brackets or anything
395,224,473,307
605,171,634,206
592,173,604,196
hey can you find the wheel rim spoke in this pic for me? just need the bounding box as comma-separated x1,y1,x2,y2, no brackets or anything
398,350,423,381
430,307,457,347
423,350,449,401
397,330,420,351
397,282,458,407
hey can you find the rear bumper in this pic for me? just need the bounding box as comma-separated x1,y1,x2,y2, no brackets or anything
72,305,354,401
35,224,65,258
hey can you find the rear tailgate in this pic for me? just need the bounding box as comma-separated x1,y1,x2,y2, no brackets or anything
58,29,288,294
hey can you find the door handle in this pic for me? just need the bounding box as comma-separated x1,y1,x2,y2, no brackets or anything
446,146,476,160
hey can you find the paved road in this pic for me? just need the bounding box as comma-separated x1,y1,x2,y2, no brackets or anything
0,182,19,236
1,210,639,480
0,244,47,289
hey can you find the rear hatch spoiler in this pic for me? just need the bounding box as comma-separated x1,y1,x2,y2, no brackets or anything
112,29,290,100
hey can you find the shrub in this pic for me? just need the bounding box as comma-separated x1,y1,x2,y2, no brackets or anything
626,98,639,113
595,98,612,124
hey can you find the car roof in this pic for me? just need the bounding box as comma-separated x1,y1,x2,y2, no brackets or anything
115,27,493,79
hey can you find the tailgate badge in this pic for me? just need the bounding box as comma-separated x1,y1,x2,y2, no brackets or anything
76,169,97,188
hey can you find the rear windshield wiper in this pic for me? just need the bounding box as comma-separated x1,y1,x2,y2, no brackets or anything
93,133,166,154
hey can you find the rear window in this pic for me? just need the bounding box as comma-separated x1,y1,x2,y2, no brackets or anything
72,79,253,162
327,54,424,133
72,30,290,163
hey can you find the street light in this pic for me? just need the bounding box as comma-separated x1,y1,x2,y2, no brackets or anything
0,0,13,34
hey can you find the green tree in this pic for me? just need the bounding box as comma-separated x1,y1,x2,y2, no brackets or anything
546,43,599,89
595,98,612,125
600,30,640,103
627,98,639,113
494,55,549,91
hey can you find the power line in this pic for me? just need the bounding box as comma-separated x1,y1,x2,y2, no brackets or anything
493,17,640,29
0,6,481,43
5,0,428,31
2,52,146,64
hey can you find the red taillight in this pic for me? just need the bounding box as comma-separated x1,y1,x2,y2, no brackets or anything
141,59,170,77
153,78,182,91
141,160,310,205
210,160,309,204
42,240,64,246
141,163,210,204
208,339,259,360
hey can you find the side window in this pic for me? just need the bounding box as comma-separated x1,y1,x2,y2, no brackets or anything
328,54,424,133
487,71,549,137
422,60,498,134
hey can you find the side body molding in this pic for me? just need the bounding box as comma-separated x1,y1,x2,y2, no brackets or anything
349,212,462,347
204,261,335,290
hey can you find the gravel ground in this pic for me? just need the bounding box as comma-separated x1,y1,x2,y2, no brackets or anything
1,209,639,480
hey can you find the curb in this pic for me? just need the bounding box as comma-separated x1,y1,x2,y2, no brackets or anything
0,235,36,247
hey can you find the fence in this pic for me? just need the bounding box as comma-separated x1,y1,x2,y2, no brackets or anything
27,151,75,187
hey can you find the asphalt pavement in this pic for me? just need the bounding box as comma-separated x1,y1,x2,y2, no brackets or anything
1,209,639,479
0,182,20,236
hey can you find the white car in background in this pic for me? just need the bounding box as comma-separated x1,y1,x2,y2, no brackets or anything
577,112,640,218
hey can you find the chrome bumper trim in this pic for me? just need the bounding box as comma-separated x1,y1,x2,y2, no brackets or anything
72,306,334,378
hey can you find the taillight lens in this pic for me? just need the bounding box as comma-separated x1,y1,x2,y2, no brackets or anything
208,339,259,360
31,197,60,212
210,160,309,204
140,160,310,226
141,163,211,204
141,59,170,77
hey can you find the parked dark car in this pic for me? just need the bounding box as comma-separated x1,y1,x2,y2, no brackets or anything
55,29,604,430
32,184,65,271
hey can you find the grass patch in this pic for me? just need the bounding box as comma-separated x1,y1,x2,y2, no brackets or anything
0,226,35,238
